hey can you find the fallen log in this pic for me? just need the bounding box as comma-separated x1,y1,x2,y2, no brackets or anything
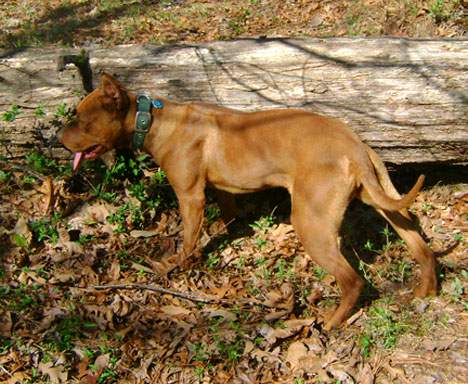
0,38,467,163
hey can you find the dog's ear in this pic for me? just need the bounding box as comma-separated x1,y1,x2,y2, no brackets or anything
100,72,127,110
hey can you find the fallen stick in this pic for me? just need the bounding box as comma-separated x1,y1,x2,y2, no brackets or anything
91,282,277,309
92,283,216,304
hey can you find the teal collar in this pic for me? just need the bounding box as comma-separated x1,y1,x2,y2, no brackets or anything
133,94,164,150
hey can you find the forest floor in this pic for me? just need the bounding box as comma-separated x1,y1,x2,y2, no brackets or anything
0,0,466,49
0,153,466,383
0,0,467,383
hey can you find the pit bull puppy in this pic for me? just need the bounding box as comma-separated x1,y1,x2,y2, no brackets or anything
58,73,437,330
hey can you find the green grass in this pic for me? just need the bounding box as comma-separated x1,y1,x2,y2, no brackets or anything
359,300,412,357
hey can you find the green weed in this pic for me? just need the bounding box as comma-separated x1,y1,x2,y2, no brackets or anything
386,259,413,283
2,104,21,122
206,206,221,224
107,201,144,233
313,265,328,281
274,258,295,282
0,284,43,312
29,213,61,244
26,150,70,176
0,170,11,183
359,303,411,357
34,104,46,118
429,0,460,23
11,233,29,249
206,252,221,270
190,342,211,364
77,234,95,245
249,214,275,233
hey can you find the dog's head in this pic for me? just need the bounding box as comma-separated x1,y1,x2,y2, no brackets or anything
58,73,131,171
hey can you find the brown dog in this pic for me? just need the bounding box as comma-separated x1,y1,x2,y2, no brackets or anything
58,73,437,330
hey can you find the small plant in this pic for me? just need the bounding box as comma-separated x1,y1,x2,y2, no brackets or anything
429,0,459,23
152,167,167,184
363,239,377,253
34,104,46,118
21,174,36,186
346,14,362,36
359,303,411,357
26,151,71,175
189,342,211,364
453,231,463,242
313,265,328,281
128,180,147,202
77,234,95,245
11,233,29,249
54,102,68,118
0,170,11,183
255,237,267,249
0,284,43,312
380,225,395,252
2,104,21,122
29,213,61,244
206,252,220,270
107,202,144,233
449,276,464,303
358,259,375,286
194,366,205,380
205,206,221,224
249,214,275,233
274,258,295,281
386,259,413,283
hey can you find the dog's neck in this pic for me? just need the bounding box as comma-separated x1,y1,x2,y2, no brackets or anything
122,93,178,163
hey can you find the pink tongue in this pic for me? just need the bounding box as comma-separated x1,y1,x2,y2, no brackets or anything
73,152,84,172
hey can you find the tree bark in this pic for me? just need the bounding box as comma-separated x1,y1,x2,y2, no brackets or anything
0,38,467,163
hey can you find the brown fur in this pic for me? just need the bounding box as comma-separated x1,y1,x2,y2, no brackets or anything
58,73,437,330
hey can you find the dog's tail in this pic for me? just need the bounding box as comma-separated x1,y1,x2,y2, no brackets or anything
360,146,424,211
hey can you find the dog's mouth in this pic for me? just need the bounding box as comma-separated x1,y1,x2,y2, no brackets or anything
72,144,106,171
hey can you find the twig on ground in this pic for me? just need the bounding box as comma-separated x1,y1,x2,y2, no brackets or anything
92,283,216,304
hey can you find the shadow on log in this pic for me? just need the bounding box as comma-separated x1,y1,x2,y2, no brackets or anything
0,37,467,163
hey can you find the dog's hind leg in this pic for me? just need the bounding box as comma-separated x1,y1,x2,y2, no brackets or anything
291,171,364,330
377,208,437,297
359,149,437,297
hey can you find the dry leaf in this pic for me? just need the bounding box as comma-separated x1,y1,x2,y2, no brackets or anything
259,318,315,345
285,341,308,370
110,294,131,317
6,371,29,384
0,309,12,336
160,305,192,317
108,258,121,281
12,216,32,245
131,262,155,275
94,354,110,375
38,307,67,331
357,363,375,384
130,228,160,238
38,362,68,383
202,308,237,321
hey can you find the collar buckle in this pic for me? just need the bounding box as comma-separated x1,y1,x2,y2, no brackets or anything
133,94,153,150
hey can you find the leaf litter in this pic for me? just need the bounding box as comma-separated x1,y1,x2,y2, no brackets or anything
0,153,466,383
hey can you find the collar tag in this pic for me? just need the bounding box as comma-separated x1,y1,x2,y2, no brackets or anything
133,94,153,150
152,99,164,109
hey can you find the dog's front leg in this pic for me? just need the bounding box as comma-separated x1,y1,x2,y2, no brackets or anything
153,184,206,275
178,189,206,264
